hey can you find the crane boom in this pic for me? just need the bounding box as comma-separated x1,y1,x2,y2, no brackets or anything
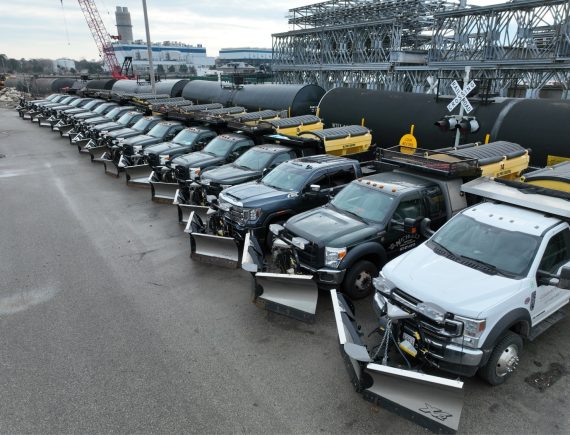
77,0,127,79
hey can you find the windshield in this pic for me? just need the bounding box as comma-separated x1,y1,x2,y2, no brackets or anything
94,104,111,114
60,96,75,104
148,124,171,138
132,118,153,131
203,137,235,157
431,214,541,278
173,129,199,145
261,162,308,192
69,99,83,107
235,149,274,171
106,107,123,119
117,113,136,126
83,100,99,109
330,182,395,223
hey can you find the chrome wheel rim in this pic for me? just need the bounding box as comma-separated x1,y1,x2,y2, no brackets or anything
496,344,519,377
354,270,372,292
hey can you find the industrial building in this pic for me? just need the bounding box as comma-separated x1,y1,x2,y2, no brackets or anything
272,0,570,98
112,6,215,76
217,48,272,68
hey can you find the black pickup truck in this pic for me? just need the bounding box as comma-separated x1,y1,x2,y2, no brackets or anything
187,155,363,268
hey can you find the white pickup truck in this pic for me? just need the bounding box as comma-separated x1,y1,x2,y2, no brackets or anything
373,176,570,385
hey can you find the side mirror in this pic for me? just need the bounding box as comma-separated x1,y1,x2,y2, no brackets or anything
310,184,321,192
262,167,269,176
559,266,570,289
404,217,422,235
420,217,435,238
229,152,239,162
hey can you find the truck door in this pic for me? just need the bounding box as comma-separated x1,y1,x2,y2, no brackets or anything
385,195,425,258
422,186,447,230
532,227,570,325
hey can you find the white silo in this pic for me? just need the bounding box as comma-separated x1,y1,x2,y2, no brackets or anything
115,6,133,44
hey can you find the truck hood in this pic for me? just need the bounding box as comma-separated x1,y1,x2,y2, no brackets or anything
122,135,160,146
63,108,88,115
144,142,195,155
171,152,222,168
221,181,288,207
201,164,259,185
108,127,138,138
94,121,121,131
73,112,98,120
85,116,111,125
285,206,378,247
382,244,524,318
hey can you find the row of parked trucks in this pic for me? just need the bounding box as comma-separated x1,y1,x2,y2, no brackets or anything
17,92,570,433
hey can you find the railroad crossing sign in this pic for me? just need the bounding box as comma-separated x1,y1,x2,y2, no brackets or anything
447,80,476,114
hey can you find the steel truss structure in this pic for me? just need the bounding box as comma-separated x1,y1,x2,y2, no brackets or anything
272,0,570,98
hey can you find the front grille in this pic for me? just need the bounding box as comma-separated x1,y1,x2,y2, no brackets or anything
123,145,135,156
175,166,189,181
389,289,462,338
147,153,160,167
282,229,322,268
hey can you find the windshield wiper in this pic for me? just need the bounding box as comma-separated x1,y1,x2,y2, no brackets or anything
333,204,365,223
430,241,458,259
457,255,511,277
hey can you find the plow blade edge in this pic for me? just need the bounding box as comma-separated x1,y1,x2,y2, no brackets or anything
253,273,318,322
125,165,152,187
190,233,240,268
150,179,178,202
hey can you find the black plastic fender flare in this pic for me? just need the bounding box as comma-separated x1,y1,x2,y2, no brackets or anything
338,242,387,270
479,308,531,366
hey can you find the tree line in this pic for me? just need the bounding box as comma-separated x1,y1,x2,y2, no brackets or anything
0,54,104,75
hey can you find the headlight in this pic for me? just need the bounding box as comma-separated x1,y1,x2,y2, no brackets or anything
189,168,201,180
132,145,142,153
455,315,486,343
243,207,262,223
221,184,232,189
201,178,211,186
218,198,231,212
159,155,171,165
373,292,387,316
324,247,347,268
373,274,394,297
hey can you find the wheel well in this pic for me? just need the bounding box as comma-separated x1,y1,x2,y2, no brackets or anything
509,320,530,338
358,253,383,268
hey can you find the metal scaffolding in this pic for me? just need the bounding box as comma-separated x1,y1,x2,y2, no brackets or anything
272,0,570,98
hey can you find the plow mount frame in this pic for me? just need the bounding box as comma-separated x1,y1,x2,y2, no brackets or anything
330,290,464,434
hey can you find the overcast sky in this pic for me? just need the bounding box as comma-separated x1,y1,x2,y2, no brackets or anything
1,0,501,60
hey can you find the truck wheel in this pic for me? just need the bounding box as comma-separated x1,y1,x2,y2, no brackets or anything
479,331,523,386
342,260,378,300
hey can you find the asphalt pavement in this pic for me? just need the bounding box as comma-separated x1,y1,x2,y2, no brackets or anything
0,107,568,433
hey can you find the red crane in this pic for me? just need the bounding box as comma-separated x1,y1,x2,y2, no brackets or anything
76,0,130,79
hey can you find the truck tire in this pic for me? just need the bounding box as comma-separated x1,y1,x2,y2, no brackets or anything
342,260,378,300
479,331,523,386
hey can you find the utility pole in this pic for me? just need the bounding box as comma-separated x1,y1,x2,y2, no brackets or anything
142,0,155,94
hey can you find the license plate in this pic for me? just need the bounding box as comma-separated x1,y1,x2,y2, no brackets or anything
403,332,416,346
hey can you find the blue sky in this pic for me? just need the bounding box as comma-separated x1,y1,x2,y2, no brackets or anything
1,0,501,60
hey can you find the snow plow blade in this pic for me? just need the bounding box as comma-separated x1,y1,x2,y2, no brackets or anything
103,158,121,177
186,211,240,268
73,137,91,151
78,139,95,153
125,165,152,187
59,124,74,136
88,146,108,162
253,273,318,322
150,178,178,202
243,232,318,322
178,201,208,225
173,189,196,224
330,291,464,434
